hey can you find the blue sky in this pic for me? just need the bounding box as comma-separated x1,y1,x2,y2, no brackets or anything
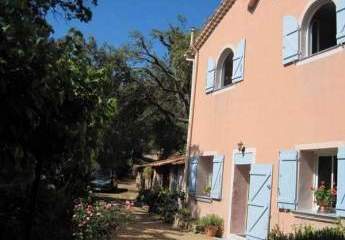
48,0,220,47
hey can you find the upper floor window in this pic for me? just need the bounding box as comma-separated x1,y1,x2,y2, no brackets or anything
205,39,246,94
307,1,337,56
282,0,345,65
217,49,234,88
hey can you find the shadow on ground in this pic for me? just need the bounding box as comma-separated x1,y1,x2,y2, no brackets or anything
115,207,210,240
95,179,211,240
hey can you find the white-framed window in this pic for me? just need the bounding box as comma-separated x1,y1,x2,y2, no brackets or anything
216,48,235,89
279,147,345,216
302,1,337,57
189,155,224,200
282,0,345,65
297,150,338,212
196,156,213,197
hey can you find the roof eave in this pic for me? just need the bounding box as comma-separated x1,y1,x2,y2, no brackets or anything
190,0,236,52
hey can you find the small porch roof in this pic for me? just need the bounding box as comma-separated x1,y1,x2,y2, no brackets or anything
134,155,185,170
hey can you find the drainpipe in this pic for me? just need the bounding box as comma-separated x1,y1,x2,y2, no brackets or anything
183,28,199,195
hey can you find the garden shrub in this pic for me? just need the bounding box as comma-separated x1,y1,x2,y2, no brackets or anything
269,224,345,240
175,207,194,231
197,214,224,231
72,199,131,240
137,188,185,223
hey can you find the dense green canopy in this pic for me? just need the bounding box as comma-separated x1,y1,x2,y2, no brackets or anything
0,1,192,239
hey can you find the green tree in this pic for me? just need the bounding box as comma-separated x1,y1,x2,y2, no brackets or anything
0,1,130,239
97,19,193,173
123,17,193,159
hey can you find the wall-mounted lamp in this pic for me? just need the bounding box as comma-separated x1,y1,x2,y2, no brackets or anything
238,141,246,155
248,0,260,12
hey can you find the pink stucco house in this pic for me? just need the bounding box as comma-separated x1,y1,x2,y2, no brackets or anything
185,0,345,239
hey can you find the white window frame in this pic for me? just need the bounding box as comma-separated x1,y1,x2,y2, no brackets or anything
215,46,235,90
300,0,338,59
195,155,214,199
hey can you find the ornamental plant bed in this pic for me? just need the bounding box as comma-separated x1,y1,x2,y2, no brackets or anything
72,198,131,240
269,224,345,240
197,214,224,237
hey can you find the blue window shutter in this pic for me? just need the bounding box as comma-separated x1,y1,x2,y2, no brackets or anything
246,164,272,240
188,156,199,194
283,16,300,65
206,58,215,93
211,155,224,200
278,150,298,210
336,0,345,44
232,39,246,83
336,146,345,217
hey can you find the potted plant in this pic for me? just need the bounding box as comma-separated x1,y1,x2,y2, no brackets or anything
203,185,211,196
312,181,337,213
198,214,223,237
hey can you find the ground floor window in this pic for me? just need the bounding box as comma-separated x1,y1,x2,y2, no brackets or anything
196,156,213,197
298,150,338,212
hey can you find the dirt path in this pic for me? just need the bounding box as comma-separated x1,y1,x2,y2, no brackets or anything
105,180,211,240
115,206,211,240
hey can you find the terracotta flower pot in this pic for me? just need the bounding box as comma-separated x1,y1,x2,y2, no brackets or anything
205,225,218,237
318,201,331,213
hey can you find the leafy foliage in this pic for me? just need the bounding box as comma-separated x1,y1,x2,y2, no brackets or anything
123,17,193,158
72,199,131,240
175,207,194,231
269,225,345,240
97,19,194,172
137,188,185,223
312,181,337,207
0,0,193,238
143,167,153,180
0,1,130,239
197,214,224,229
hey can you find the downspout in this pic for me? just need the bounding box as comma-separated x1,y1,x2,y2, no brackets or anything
183,28,199,195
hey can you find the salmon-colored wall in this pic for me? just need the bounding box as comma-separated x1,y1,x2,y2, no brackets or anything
189,0,345,237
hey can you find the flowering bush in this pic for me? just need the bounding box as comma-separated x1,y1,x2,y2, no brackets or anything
72,199,129,240
311,181,337,207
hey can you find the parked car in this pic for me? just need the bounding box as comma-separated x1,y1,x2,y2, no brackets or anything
90,169,118,192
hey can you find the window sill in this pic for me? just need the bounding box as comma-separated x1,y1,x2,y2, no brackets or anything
207,80,243,95
193,195,213,203
292,209,342,223
296,44,344,66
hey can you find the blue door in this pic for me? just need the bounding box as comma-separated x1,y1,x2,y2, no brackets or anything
246,164,272,240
